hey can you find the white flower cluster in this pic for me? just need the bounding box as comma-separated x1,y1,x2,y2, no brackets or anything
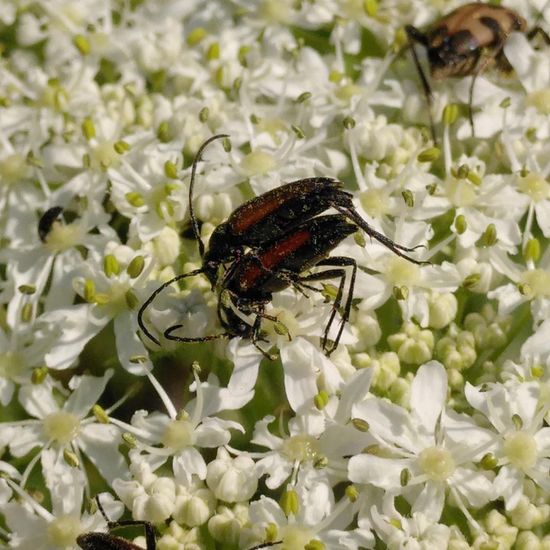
1,0,550,549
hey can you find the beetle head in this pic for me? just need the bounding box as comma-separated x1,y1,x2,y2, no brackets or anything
428,30,479,79
203,223,236,285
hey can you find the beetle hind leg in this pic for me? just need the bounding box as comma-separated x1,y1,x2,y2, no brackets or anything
337,206,429,265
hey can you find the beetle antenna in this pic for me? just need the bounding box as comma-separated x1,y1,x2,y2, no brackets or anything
188,133,230,259
137,268,206,345
94,495,110,523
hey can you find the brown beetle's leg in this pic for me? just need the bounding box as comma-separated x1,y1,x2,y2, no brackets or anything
248,541,282,550
138,268,206,346
296,256,357,356
405,25,437,144
84,495,157,550
527,26,550,44
336,206,429,265
248,306,280,359
163,325,232,343
527,0,550,46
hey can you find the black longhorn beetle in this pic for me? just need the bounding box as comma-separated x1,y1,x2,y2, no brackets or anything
77,496,156,550
405,2,550,142
137,134,425,357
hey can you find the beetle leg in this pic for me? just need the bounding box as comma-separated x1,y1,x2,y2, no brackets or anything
248,541,282,550
335,206,429,265
163,325,232,343
405,25,437,144
257,310,293,342
296,256,357,356
87,495,157,550
248,307,280,360
527,26,550,45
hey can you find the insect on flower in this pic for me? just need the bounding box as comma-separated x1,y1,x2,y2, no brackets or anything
38,206,64,242
77,496,156,550
406,2,550,142
137,134,426,357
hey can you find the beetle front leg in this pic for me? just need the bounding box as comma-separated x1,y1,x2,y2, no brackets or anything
248,306,281,360
297,256,357,356
405,25,437,144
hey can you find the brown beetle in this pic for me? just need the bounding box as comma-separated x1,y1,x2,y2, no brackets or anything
406,2,549,141
138,135,426,358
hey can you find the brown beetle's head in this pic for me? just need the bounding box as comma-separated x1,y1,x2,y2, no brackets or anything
428,29,479,80
202,223,239,286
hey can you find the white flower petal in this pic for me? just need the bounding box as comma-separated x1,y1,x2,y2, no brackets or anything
173,447,207,482
411,481,445,521
79,423,127,484
66,370,113,417
18,383,60,419
410,361,447,434
115,311,154,375
280,339,320,413
451,466,494,508
348,454,410,489
494,465,524,511
334,367,373,424
352,398,420,452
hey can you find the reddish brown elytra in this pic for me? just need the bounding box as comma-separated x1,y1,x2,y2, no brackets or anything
137,135,426,358
77,497,156,550
405,2,549,142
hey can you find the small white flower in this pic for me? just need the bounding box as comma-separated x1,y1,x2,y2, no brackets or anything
0,371,125,484
206,447,258,502
349,362,495,528
465,380,550,511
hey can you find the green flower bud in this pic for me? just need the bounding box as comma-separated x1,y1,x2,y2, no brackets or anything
280,489,299,516
187,27,207,46
164,160,178,178
113,140,130,154
103,254,120,277
127,255,145,278
296,91,312,103
81,117,96,140
417,147,440,163
92,404,109,424
73,35,90,55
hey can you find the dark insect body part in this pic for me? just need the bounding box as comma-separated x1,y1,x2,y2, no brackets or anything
38,206,64,242
77,496,156,550
138,134,426,357
405,2,549,142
